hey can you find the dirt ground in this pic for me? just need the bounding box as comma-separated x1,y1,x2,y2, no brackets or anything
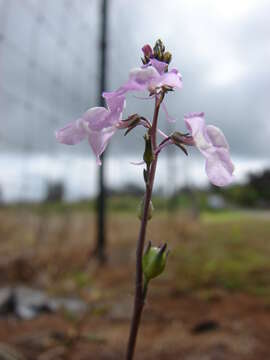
0,207,270,359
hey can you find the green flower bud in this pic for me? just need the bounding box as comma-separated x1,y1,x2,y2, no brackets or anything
163,51,172,64
142,243,168,281
143,133,154,168
153,39,165,61
137,198,154,220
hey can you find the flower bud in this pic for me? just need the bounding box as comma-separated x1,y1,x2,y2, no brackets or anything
153,39,165,61
163,51,172,64
137,198,154,220
142,243,168,281
142,44,153,59
143,133,154,167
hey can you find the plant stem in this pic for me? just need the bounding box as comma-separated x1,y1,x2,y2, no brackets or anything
126,96,161,360
142,279,149,300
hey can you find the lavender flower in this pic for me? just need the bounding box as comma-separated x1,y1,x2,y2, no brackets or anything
55,39,235,360
103,58,182,99
184,112,234,186
55,95,125,165
55,40,234,187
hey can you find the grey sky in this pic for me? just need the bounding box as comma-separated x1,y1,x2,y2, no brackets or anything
108,0,270,159
1,0,270,160
1,0,270,201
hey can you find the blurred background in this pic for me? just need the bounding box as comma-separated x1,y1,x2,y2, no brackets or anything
0,1,270,359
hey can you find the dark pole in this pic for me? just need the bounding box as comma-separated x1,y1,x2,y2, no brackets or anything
96,0,108,262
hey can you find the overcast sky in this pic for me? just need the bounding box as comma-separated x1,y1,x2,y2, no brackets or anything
108,0,270,160
0,0,270,199
1,0,269,157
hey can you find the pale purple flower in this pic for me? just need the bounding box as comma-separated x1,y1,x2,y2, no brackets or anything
184,112,234,186
103,61,182,99
55,96,125,165
103,59,182,124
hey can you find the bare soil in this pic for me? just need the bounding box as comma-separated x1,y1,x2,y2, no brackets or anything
0,208,270,359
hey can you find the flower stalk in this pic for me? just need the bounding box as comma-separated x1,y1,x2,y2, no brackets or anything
125,96,162,360
55,39,235,360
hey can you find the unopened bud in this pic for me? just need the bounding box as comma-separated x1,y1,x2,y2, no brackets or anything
143,133,154,167
137,198,154,220
153,39,165,61
143,243,168,281
163,51,172,64
142,44,153,59
156,39,165,53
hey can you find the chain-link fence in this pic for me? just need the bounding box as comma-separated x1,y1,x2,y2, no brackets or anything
0,0,101,202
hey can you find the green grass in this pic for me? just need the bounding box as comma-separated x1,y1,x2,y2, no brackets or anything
200,210,269,223
2,200,270,298
1,195,170,215
172,216,270,297
0,200,95,214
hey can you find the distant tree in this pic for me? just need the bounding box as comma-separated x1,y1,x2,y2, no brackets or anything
44,181,64,202
223,184,258,207
248,169,270,205
107,183,144,197
216,169,270,208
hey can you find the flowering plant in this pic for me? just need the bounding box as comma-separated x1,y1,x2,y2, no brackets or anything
56,39,234,359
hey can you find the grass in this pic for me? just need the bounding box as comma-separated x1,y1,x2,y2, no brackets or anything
1,201,270,299
1,195,168,215
172,215,270,297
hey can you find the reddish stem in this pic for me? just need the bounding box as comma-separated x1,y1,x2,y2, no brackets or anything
126,96,162,360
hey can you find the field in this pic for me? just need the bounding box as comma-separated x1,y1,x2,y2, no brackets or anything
0,199,270,359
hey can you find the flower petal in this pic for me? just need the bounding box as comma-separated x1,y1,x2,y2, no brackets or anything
206,125,229,151
106,95,126,113
184,112,211,156
82,107,109,131
157,68,183,89
184,112,234,186
55,119,87,145
104,65,182,99
88,127,116,165
205,149,234,186
103,67,160,98
105,95,126,127
149,58,168,74
129,66,160,85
